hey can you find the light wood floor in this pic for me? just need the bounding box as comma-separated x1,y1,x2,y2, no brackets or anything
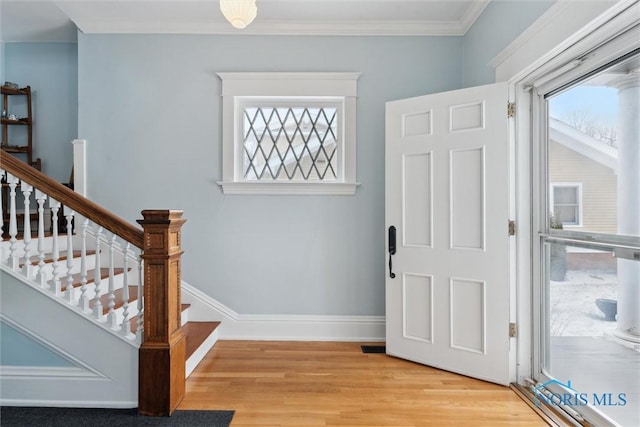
179,341,547,426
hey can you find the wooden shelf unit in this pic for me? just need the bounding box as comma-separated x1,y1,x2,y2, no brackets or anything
1,85,35,166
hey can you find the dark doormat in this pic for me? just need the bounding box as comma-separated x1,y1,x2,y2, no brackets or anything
0,407,234,427
361,345,386,354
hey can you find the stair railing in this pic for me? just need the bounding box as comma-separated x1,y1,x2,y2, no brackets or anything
0,149,186,416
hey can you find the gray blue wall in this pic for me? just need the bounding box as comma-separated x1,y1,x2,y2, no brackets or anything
1,1,554,322
78,35,463,315
462,0,554,88
4,42,78,182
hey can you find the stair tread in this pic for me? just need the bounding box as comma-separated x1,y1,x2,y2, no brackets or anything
50,267,127,288
91,286,139,315
184,321,220,360
22,250,97,267
128,303,193,334
2,231,68,241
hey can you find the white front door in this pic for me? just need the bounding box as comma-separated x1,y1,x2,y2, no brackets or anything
385,82,511,385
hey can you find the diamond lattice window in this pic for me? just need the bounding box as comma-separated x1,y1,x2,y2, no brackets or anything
243,106,338,181
218,72,360,195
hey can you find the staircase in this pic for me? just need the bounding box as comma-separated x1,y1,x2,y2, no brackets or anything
0,150,219,415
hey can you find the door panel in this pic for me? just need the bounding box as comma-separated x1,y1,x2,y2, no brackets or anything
385,82,510,385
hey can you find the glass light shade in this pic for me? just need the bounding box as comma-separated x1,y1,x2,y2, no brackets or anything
220,0,257,29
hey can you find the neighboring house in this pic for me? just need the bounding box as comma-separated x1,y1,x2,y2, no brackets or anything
548,117,618,271
549,117,618,234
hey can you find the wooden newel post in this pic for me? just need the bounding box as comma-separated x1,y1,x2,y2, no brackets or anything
137,210,187,416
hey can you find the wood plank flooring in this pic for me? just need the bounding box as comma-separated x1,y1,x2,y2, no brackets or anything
180,341,547,426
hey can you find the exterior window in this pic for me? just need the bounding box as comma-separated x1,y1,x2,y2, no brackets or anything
217,72,360,195
550,183,582,226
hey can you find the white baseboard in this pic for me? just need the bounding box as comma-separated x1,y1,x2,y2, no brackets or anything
181,281,385,342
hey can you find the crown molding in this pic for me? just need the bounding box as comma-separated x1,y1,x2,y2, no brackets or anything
459,0,490,34
75,18,481,37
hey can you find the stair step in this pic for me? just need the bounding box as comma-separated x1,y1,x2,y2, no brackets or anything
128,303,193,334
49,267,126,288
184,321,220,361
91,286,139,315
2,230,58,241
22,250,97,267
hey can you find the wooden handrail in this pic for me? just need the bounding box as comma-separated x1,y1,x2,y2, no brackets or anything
1,149,144,248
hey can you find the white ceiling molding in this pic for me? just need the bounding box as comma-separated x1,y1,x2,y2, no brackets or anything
74,19,481,37
2,0,492,41
458,0,490,34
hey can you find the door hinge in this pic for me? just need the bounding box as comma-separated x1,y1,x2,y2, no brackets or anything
509,322,517,338
508,220,516,236
507,102,516,118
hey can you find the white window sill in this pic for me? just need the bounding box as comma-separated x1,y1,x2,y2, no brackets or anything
217,181,360,195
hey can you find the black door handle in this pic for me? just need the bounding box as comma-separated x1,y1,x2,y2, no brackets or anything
388,226,396,278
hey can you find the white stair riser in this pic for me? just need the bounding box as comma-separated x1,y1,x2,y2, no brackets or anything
1,236,70,256
21,254,99,281
96,304,140,327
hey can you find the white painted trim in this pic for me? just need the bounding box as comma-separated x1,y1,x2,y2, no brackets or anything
217,181,359,195
0,366,98,378
217,72,361,95
0,265,139,348
74,18,485,37
181,281,385,341
0,314,106,378
0,270,138,407
218,72,360,195
459,0,490,34
492,0,634,82
71,139,87,197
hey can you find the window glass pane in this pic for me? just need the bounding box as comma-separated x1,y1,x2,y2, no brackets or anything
555,206,577,225
242,106,338,181
541,52,640,427
543,241,640,427
547,55,639,236
554,187,577,204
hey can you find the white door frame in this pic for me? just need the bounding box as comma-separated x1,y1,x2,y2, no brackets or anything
496,0,640,389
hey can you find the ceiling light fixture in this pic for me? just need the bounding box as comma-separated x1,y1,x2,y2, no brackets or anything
220,0,257,29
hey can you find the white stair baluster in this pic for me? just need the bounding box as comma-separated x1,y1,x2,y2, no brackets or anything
65,208,76,304
136,257,144,342
106,234,120,331
79,218,91,312
7,173,19,270
93,226,104,320
35,190,48,287
20,183,33,277
121,243,133,338
49,199,62,295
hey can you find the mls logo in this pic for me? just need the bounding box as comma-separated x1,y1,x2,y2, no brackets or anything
532,379,577,407
532,379,627,408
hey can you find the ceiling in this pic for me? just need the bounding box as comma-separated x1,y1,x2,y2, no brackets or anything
1,0,490,42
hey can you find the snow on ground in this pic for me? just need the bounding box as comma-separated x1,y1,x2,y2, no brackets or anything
550,270,617,337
